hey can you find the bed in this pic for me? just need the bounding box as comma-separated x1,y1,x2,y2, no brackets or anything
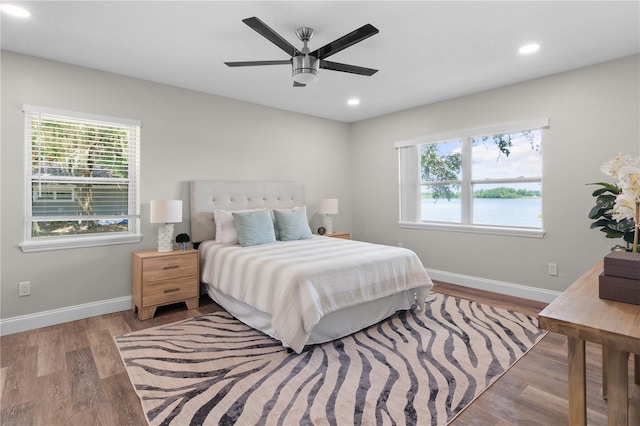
190,181,433,353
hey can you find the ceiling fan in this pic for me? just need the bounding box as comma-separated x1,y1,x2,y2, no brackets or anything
224,17,379,87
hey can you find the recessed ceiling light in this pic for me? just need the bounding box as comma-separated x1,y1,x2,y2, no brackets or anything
519,43,540,55
0,4,30,18
347,99,360,106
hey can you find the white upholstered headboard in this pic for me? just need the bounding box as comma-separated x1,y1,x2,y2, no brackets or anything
190,181,306,243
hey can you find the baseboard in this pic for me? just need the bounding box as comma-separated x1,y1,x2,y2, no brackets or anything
426,268,560,303
0,296,132,336
0,270,559,336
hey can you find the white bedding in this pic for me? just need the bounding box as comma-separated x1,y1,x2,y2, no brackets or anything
199,236,433,353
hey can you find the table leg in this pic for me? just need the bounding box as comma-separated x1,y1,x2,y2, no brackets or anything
605,347,629,426
602,345,608,399
631,356,640,425
568,337,587,425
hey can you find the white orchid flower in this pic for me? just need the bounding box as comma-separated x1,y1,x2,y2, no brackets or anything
617,167,640,194
612,192,638,221
600,153,638,179
600,154,640,223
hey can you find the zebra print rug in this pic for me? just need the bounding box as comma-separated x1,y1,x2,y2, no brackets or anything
115,292,545,425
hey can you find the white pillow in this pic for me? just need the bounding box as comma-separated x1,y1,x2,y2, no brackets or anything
214,208,263,244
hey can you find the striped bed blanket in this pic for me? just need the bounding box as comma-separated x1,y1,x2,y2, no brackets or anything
199,236,433,353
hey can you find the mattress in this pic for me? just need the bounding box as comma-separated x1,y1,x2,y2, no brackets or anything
199,236,433,353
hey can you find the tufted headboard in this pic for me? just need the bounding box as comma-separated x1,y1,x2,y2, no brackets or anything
190,181,306,243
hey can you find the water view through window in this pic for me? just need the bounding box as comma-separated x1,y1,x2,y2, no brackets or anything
422,197,542,228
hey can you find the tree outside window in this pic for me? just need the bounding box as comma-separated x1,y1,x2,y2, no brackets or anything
397,119,547,237
22,106,141,252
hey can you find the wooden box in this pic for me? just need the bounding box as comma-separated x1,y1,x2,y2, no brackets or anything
603,251,640,280
599,272,640,305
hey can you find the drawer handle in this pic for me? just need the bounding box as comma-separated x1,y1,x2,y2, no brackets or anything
163,265,180,270
164,288,180,294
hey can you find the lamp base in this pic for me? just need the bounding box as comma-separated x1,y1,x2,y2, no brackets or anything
157,224,175,252
322,215,333,234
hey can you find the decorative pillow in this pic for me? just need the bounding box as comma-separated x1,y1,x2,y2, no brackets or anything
232,209,277,247
273,206,313,241
213,208,262,245
213,209,235,243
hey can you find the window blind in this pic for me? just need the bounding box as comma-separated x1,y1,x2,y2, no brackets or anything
398,145,421,223
23,105,141,243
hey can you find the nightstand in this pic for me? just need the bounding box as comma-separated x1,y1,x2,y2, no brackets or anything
132,249,199,320
325,232,350,239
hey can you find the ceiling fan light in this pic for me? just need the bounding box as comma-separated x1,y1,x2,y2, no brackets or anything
292,55,319,84
293,71,319,84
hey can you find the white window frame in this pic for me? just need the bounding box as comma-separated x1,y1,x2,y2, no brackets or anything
20,105,142,252
396,119,549,238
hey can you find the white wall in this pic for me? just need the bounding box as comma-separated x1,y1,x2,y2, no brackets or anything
2,50,639,332
349,55,640,295
1,51,351,323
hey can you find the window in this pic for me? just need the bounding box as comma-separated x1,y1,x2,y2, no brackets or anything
397,119,548,238
20,105,141,252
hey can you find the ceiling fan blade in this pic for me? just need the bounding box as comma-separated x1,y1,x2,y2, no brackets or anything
310,24,379,60
293,81,306,87
225,60,291,67
320,60,378,76
242,17,301,57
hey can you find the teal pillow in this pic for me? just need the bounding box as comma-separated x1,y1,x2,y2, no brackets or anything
232,209,276,247
273,206,313,241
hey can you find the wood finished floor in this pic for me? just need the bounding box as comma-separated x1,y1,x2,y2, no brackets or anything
0,281,635,425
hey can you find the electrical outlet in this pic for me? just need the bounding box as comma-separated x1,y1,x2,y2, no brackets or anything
548,263,558,276
398,242,404,247
19,281,30,296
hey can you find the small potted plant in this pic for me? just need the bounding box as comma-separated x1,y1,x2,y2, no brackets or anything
175,233,190,251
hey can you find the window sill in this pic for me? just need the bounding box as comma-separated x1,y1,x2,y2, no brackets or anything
398,221,545,238
19,233,143,253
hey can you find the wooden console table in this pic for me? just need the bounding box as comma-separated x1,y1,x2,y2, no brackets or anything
538,262,640,425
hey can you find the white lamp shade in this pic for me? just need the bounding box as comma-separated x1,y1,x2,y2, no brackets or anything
150,200,182,223
318,198,339,215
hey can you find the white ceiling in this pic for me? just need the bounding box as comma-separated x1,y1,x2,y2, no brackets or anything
2,1,639,123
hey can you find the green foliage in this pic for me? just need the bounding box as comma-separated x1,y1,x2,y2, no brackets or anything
420,132,538,201
32,119,129,178
32,118,130,231
481,134,513,158
587,182,635,244
474,187,541,199
175,233,191,243
478,131,540,160
420,144,461,201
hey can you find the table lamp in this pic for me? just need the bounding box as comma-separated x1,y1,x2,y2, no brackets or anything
318,198,338,234
150,200,182,252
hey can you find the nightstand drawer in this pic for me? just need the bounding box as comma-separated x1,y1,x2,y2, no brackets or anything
142,275,198,307
142,254,198,283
